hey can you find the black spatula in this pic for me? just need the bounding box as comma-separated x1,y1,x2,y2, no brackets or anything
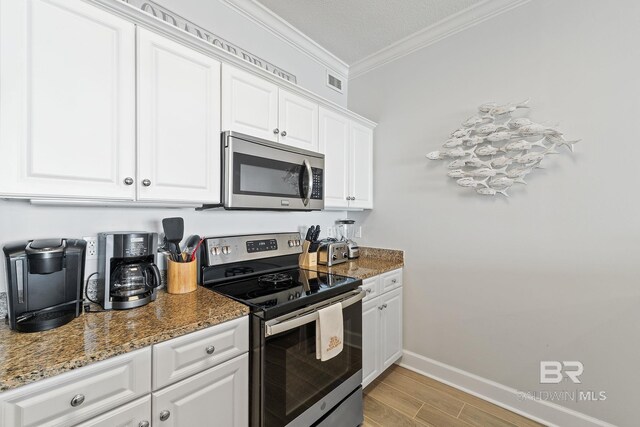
162,217,184,262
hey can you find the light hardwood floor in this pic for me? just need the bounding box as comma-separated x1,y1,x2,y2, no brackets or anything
362,365,546,427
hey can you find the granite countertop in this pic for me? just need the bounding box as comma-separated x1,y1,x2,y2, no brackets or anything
0,287,249,393
313,247,404,280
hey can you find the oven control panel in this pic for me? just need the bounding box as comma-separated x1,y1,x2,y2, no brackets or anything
204,232,302,266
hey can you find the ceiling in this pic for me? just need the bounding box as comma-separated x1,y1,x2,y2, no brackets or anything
255,0,484,65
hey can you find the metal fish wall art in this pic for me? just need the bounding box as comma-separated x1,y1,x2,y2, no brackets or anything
426,100,579,197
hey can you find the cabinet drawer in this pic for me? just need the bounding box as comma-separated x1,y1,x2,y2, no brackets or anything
381,268,403,293
74,395,150,427
153,316,248,390
360,276,380,302
152,353,248,427
0,347,151,427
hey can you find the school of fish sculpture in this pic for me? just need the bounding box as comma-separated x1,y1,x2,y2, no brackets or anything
426,100,579,197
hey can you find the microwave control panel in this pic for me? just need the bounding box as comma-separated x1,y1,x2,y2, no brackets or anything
311,168,323,200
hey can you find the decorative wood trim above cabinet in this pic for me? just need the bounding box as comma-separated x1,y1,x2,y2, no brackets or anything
86,0,374,128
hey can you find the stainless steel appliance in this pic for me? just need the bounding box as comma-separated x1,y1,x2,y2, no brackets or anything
201,233,364,427
317,240,349,266
337,219,360,259
208,132,324,211
3,239,86,332
97,232,161,310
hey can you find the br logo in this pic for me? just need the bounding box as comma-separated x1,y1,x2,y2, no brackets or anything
540,361,584,384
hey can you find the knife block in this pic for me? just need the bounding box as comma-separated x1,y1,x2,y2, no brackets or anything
298,241,317,268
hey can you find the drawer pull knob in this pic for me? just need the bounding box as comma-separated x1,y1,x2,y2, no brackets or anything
142,179,151,187
206,345,215,355
160,410,171,421
281,130,287,137
273,128,280,134
139,422,150,427
378,306,384,310
383,303,388,309
365,289,372,294
391,279,397,284
70,394,85,407
124,177,134,185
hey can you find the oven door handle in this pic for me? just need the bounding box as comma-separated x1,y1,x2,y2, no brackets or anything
264,289,365,337
302,158,313,207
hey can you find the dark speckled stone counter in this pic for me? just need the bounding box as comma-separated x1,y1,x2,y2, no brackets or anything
0,287,248,393
312,247,404,280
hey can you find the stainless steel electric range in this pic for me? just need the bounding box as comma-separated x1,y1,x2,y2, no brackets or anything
201,232,365,427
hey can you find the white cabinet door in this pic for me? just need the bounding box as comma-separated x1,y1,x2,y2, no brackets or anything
74,396,151,427
319,107,350,209
222,65,278,142
349,122,374,209
0,0,136,200
278,90,319,152
381,288,403,370
362,299,381,388
137,28,221,204
152,354,248,427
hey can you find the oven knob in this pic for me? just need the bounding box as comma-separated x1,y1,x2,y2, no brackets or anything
343,252,348,259
288,294,294,300
222,246,230,254
212,246,221,255
288,240,294,247
332,254,338,260
296,240,301,246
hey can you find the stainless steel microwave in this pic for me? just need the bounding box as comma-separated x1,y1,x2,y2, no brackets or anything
212,132,324,211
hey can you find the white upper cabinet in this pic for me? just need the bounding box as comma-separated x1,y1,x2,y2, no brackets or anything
278,90,319,152
0,0,136,200
319,107,350,208
137,28,221,204
222,65,320,152
222,65,279,142
321,110,374,210
349,122,374,209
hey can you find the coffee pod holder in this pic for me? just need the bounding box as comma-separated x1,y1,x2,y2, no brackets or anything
166,257,197,294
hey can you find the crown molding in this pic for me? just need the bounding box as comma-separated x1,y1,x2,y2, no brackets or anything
221,0,349,78
350,0,531,80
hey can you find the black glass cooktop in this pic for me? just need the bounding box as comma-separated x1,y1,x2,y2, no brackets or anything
204,268,360,320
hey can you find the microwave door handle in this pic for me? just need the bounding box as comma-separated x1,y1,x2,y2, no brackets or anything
264,289,365,337
302,158,313,206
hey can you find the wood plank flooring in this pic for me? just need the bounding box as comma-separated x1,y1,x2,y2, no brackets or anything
363,365,546,427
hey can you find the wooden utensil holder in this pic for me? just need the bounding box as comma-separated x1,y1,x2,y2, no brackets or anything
166,258,197,294
298,241,317,268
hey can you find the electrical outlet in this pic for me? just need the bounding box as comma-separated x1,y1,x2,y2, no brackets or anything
355,226,362,239
83,236,97,260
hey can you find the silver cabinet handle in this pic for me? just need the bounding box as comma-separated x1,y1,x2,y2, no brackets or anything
206,345,215,355
273,128,280,134
160,410,171,421
142,179,151,187
281,130,287,137
391,279,397,284
139,422,150,427
124,177,134,185
383,303,388,309
70,394,85,407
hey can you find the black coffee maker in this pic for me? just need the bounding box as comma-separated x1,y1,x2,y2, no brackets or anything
97,232,161,310
3,239,86,332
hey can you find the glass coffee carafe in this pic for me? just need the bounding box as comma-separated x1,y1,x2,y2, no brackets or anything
110,262,161,299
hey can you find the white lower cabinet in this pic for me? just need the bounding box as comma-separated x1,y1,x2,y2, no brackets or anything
0,317,249,427
74,396,151,427
361,269,403,388
152,354,249,426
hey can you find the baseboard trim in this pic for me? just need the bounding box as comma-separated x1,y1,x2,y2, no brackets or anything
399,350,615,427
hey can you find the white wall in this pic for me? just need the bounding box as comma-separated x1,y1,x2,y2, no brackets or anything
0,200,344,292
152,0,347,106
348,1,640,426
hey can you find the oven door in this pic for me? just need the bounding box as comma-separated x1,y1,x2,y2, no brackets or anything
223,132,324,210
258,290,364,427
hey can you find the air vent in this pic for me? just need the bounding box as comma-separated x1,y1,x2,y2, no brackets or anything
326,71,343,93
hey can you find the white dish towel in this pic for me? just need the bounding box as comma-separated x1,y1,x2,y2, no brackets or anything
316,303,344,361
